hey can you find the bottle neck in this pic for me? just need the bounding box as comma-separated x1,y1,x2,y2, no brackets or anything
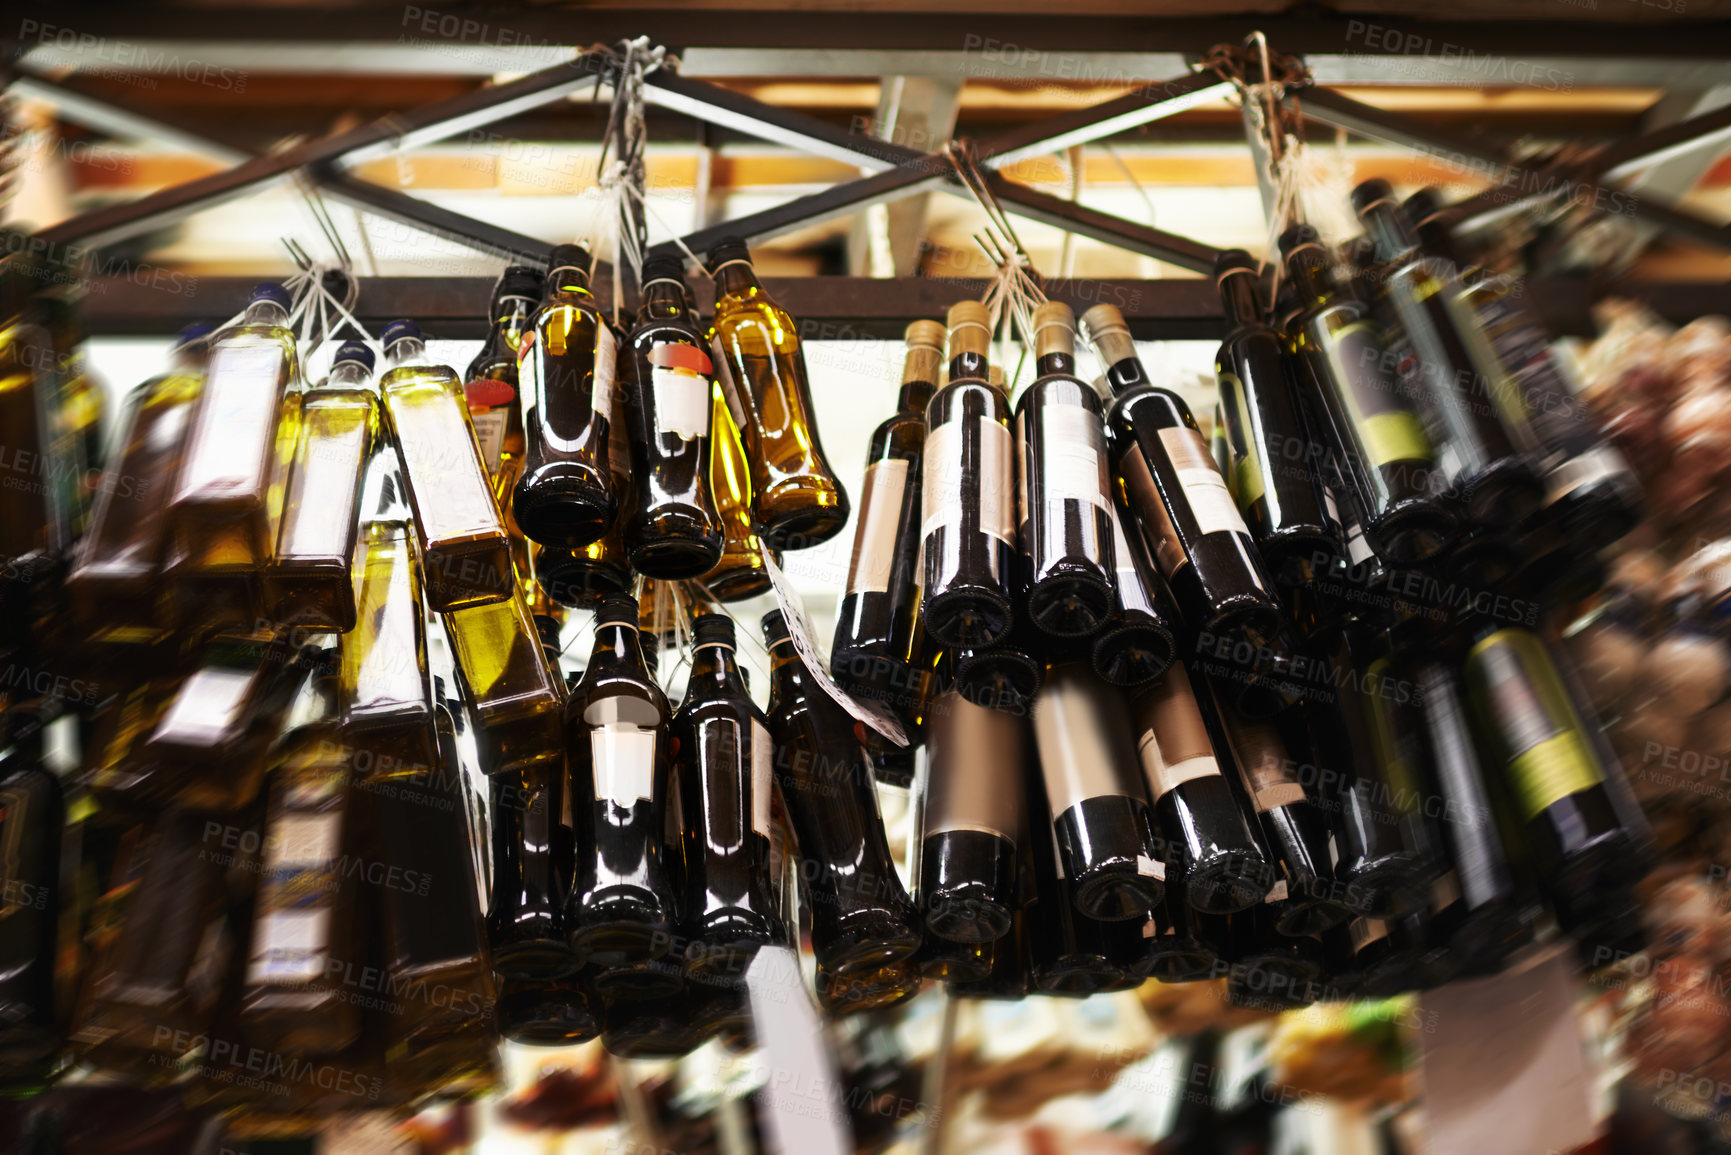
591,621,649,673
897,379,935,414
1035,350,1076,377
549,267,595,303
247,299,289,327
1217,271,1262,330
385,338,428,369
689,639,746,691
712,260,759,299
1362,202,1418,265
947,351,989,384
638,277,691,322
766,636,804,690
493,295,536,346
328,360,372,387
1285,250,1334,310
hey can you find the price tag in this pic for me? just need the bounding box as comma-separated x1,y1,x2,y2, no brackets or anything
762,552,908,747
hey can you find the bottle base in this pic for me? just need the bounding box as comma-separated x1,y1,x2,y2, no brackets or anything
923,586,1013,650
1091,616,1176,687
491,939,580,982
1185,857,1275,915
1026,574,1114,638
627,535,724,581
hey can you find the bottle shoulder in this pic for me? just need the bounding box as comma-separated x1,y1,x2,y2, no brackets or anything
1018,373,1102,417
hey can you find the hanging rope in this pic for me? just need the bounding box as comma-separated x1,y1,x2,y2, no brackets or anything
583,37,674,321
944,139,1048,390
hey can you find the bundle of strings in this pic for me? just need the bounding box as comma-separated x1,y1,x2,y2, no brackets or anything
588,37,673,321
945,139,1049,389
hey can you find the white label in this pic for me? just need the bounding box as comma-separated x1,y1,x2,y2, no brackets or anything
921,419,962,541
1253,782,1309,812
265,813,340,870
470,409,508,474
751,720,774,837
176,339,288,503
1546,445,1627,501
978,417,1016,547
1175,467,1249,536
652,364,713,440
590,723,658,806
1265,879,1289,904
1040,403,1111,511
247,909,331,985
152,667,255,749
592,324,618,416
762,552,908,746
919,414,1014,547
1349,917,1387,951
1136,743,1221,799
846,458,908,596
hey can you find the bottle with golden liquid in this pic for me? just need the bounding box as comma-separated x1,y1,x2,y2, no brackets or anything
465,265,542,486
705,236,850,550
513,244,619,548
267,341,379,632
698,375,773,601
65,323,211,643
167,283,298,572
378,318,513,611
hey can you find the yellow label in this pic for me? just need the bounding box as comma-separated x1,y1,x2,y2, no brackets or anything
1507,731,1602,821
1362,412,1433,469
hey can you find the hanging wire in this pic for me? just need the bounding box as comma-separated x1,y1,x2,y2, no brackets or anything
943,139,1049,391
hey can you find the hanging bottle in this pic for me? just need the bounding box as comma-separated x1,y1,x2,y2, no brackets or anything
65,322,210,643
1090,500,1178,688
833,320,944,705
267,341,379,632
565,596,680,996
762,609,923,975
624,253,725,578
0,713,66,1080
442,558,565,780
919,689,1023,943
378,318,514,610
921,300,1017,649
1084,303,1283,648
465,264,543,487
671,613,787,984
705,236,850,549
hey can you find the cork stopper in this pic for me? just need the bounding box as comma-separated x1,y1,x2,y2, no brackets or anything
903,320,946,385
1080,303,1136,370
905,319,946,349
946,300,992,361
1032,301,1076,360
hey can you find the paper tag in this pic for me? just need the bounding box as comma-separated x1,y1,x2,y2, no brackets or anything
247,908,331,985
751,720,774,837
1264,879,1289,904
846,458,908,596
1136,854,1167,881
762,552,908,747
265,813,341,870
470,408,508,474
590,723,658,806
592,324,618,416
652,364,713,440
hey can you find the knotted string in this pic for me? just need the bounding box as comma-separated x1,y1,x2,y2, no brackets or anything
944,139,1049,392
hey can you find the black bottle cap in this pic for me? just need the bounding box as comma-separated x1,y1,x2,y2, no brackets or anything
549,244,592,276
692,613,736,647
640,252,688,286
1402,188,1447,230
761,609,791,645
250,283,292,309
1350,178,1398,218
174,321,215,348
496,264,545,300
332,341,375,371
1278,224,1322,256
595,596,638,628
1213,249,1259,279
380,318,422,348
706,236,752,271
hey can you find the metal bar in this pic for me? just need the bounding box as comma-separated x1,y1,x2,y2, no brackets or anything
984,175,1223,273
310,167,553,264
7,66,251,163
1597,101,1731,175
35,50,612,250
975,71,1233,165
1297,85,1511,171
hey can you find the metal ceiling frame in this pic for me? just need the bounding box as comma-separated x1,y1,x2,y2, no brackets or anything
11,35,1731,330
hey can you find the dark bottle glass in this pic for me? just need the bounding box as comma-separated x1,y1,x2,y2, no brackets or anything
1027,769,1129,997
1213,250,1344,589
952,640,1043,716
1014,301,1117,637
486,745,577,981
1138,882,1218,981
514,244,619,548
671,613,787,983
1279,225,1457,566
762,610,923,976
464,264,542,483
623,254,725,578
496,975,599,1047
0,717,64,1078
1131,663,1273,914
1084,303,1282,647
705,237,850,549
565,597,679,996
1224,906,1324,1010
921,300,1016,649
950,756,1036,1001
919,689,1022,943
1090,500,1178,687
1031,662,1165,921
1462,624,1648,920
1351,179,1545,528
1301,627,1440,918
1404,188,1642,547
1199,672,1350,934
832,320,944,702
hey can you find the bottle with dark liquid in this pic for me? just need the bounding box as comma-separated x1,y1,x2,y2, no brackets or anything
1279,226,1456,566
1404,189,1642,548
1031,662,1165,921
1212,250,1343,591
1027,771,1129,997
1084,303,1282,647
513,244,619,548
565,597,679,996
763,609,923,976
1090,501,1178,687
624,254,725,578
706,237,850,549
921,301,1017,649
919,689,1022,943
833,320,944,703
1014,301,1117,637
535,364,635,607
671,613,787,983
1351,179,1545,528
1131,663,1273,914
64,323,209,643
1139,882,1219,982
952,638,1043,716
0,715,65,1080
1463,624,1648,922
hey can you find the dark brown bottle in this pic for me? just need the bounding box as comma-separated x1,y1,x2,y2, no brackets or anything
832,320,943,704
486,742,577,981
565,597,679,996
1138,882,1218,982
0,713,64,1079
623,254,725,578
921,300,1017,649
1027,766,1129,997
1090,500,1178,687
514,244,619,547
1279,225,1456,566
762,609,923,976
952,640,1043,716
671,613,787,983
919,689,1022,943
1085,303,1283,647
1031,662,1165,921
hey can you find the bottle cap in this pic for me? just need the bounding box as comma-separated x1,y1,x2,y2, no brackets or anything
250,283,292,310
1078,303,1129,342
904,319,946,349
1350,178,1398,218
173,321,215,349
596,596,639,628
332,341,375,372
693,613,736,647
380,318,422,349
496,264,544,300
1213,249,1259,279
1031,301,1076,359
946,299,990,332
548,243,592,277
1278,224,1323,257
706,236,752,271
1402,188,1447,230
761,609,791,645
640,253,688,286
